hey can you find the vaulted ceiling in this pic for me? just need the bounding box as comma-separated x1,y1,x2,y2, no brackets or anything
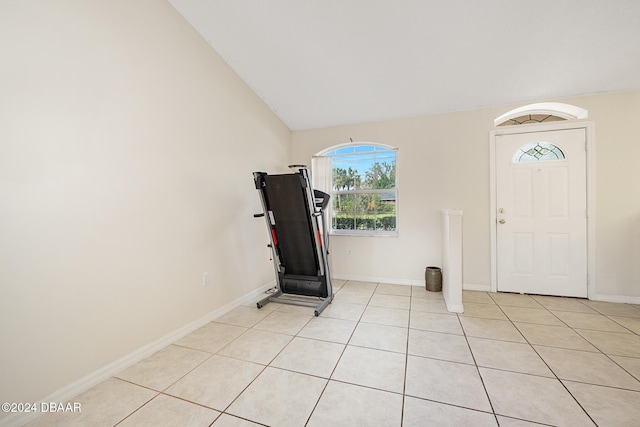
169,0,640,130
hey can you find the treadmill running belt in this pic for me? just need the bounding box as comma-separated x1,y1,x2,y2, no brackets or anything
263,174,319,277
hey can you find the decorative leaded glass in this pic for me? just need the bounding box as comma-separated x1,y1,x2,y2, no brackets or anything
498,114,566,126
513,142,565,163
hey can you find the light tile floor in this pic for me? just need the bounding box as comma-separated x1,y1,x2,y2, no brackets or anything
26,281,640,427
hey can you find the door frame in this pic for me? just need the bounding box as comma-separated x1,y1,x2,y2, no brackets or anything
489,121,596,299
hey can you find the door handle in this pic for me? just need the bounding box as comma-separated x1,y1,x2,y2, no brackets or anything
499,219,506,224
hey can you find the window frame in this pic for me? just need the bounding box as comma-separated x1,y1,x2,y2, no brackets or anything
315,142,399,237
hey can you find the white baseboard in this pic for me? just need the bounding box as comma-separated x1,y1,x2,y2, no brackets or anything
460,285,640,304
444,302,464,313
593,293,640,304
463,283,491,292
0,283,274,427
334,278,640,306
333,274,423,287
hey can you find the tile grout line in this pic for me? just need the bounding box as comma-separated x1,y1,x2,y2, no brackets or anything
111,343,223,425
399,284,415,427
217,301,319,424
303,279,372,427
39,288,640,427
473,293,640,389
470,292,609,425
456,305,500,425
162,299,305,424
491,294,599,426
548,306,640,386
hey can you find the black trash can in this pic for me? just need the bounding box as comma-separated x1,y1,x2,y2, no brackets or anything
425,266,442,292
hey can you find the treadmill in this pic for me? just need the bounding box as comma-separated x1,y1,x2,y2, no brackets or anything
253,165,333,316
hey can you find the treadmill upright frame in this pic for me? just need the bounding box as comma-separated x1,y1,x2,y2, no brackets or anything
253,166,333,316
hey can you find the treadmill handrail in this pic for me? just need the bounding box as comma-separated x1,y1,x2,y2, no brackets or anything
299,167,325,277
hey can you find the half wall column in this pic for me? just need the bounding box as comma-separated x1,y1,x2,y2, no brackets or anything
441,209,464,313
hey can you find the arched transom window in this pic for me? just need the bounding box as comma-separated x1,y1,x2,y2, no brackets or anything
495,102,588,127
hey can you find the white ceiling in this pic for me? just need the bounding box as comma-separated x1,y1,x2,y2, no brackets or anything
169,0,640,130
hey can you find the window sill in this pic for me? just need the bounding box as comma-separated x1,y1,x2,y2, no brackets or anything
330,231,399,237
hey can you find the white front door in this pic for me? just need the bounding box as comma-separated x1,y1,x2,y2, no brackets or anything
496,128,587,297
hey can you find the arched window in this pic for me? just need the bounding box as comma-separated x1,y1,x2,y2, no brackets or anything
313,143,398,236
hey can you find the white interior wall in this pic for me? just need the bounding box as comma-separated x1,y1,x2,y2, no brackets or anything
293,109,496,286
0,0,290,413
579,91,640,299
292,91,640,299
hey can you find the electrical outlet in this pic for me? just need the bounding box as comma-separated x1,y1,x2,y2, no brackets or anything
203,272,209,286
348,249,352,255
